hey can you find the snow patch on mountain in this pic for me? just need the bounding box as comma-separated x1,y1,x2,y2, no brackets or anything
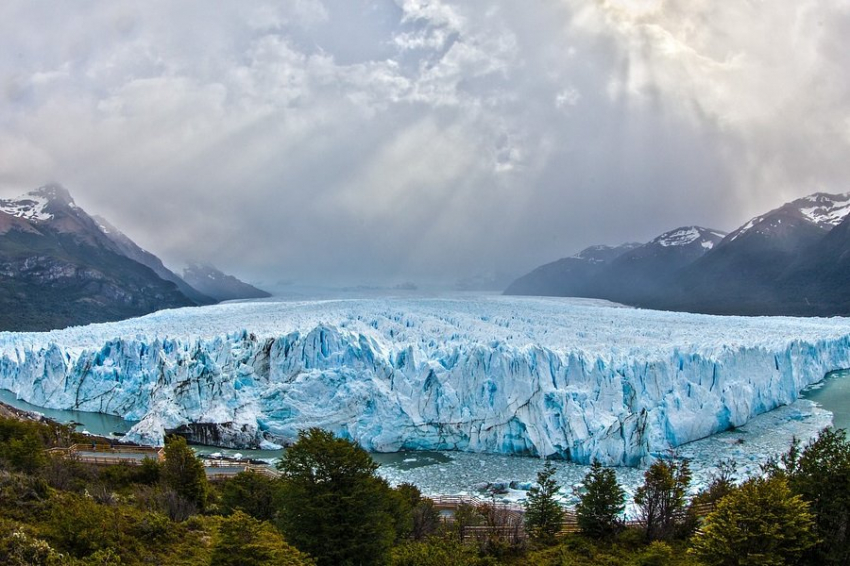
656,227,701,247
651,226,726,250
799,192,850,227
729,191,850,243
0,296,849,465
0,194,53,221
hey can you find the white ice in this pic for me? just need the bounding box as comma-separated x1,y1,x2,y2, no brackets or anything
0,296,848,466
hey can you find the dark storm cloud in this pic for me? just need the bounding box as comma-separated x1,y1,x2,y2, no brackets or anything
1,0,849,288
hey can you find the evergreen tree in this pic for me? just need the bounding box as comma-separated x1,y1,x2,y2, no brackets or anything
774,428,850,564
575,460,625,538
634,459,691,541
161,435,208,512
276,428,400,566
690,476,817,566
523,460,564,544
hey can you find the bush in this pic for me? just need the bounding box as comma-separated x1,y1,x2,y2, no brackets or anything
690,476,817,565
775,428,850,564
218,471,281,522
46,494,123,557
391,538,495,566
211,511,314,566
161,435,208,512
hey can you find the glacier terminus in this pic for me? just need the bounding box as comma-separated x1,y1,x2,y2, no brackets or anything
1,296,849,466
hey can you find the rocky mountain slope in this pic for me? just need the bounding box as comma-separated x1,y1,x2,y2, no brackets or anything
93,215,215,306
0,185,200,330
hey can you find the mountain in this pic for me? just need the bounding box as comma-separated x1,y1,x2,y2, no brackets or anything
0,185,196,331
772,210,850,315
93,216,215,306
598,226,727,305
666,192,850,315
182,262,271,302
505,226,725,303
505,191,850,316
503,243,641,297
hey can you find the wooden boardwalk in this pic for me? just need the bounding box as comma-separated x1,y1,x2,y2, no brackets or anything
203,459,280,481
47,443,164,465
429,494,716,541
46,444,279,480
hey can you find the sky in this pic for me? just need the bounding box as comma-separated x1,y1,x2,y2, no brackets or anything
1,0,849,290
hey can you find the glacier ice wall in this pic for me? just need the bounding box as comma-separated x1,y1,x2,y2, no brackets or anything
1,296,849,466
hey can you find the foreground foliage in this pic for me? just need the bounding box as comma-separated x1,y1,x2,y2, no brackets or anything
276,427,404,566
524,461,565,544
690,476,816,565
0,414,848,566
576,460,625,539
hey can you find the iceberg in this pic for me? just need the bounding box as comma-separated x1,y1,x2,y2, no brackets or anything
0,296,849,466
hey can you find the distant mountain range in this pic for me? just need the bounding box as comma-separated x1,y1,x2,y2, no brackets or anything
0,185,269,331
182,262,271,302
506,191,850,316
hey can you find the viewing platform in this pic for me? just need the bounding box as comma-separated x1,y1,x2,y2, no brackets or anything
47,443,164,465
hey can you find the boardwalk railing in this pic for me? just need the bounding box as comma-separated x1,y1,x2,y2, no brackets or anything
202,459,281,480
45,444,283,478
47,443,165,465
430,494,717,541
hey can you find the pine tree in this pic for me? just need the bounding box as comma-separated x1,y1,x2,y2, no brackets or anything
575,460,625,538
690,476,817,565
524,460,564,544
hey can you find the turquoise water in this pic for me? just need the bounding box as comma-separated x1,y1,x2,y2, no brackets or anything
802,370,850,432
0,389,448,467
0,389,136,436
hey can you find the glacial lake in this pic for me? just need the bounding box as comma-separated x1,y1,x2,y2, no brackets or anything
1,374,845,504
802,369,850,432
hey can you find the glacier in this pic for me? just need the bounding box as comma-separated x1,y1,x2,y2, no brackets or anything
0,296,849,466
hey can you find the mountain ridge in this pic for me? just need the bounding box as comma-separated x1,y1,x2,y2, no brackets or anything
506,191,850,316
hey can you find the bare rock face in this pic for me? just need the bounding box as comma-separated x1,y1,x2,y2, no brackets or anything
166,422,264,449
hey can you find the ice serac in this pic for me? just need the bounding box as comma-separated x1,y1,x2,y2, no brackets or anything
0,297,849,466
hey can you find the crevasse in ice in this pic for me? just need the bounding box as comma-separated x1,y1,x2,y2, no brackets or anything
1,296,848,466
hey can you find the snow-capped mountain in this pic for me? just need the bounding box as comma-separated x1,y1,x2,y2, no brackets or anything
595,226,727,305
668,191,850,315
183,262,270,302
652,226,727,249
726,192,850,243
0,185,201,330
506,190,850,316
505,226,726,305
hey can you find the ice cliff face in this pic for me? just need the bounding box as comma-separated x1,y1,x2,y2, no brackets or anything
1,296,849,466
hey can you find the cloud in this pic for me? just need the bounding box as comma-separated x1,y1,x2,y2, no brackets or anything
0,0,848,287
